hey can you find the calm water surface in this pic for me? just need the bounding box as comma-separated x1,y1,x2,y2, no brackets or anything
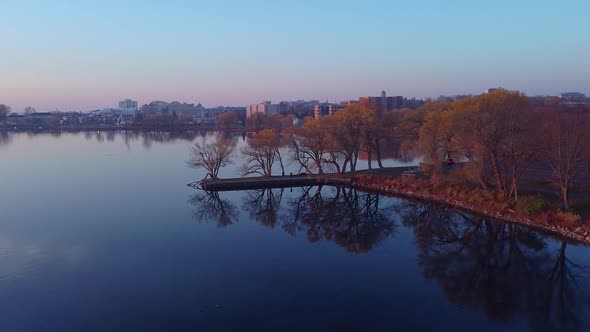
0,131,588,332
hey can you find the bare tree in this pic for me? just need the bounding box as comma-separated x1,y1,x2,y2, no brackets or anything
24,106,36,115
542,111,590,209
240,129,287,177
328,106,363,172
188,138,235,179
241,130,277,177
288,121,330,175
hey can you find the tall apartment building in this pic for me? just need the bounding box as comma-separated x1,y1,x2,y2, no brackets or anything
118,99,138,110
246,101,289,118
247,101,271,118
140,101,169,115
314,103,345,119
359,91,403,112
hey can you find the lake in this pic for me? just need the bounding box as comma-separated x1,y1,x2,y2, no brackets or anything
0,131,588,332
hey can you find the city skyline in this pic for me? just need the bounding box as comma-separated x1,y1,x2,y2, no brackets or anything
2,0,589,111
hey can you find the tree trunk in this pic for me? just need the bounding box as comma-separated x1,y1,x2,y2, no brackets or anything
276,149,285,176
375,139,384,168
561,184,570,210
490,154,506,199
317,158,324,175
479,177,488,190
509,166,519,202
342,158,349,173
367,148,372,170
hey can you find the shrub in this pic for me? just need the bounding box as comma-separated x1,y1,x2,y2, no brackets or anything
553,210,582,226
470,189,495,205
517,195,547,215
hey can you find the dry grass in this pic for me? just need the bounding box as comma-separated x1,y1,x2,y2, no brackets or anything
551,210,583,227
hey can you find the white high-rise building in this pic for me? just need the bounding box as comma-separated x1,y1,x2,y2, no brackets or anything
118,99,138,110
246,101,271,118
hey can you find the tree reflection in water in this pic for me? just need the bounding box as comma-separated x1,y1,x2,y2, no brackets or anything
188,190,238,228
237,186,396,254
242,188,284,229
532,241,587,332
2,130,209,149
399,201,589,332
0,131,12,147
188,187,589,329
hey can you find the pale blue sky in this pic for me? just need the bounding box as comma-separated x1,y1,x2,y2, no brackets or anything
1,0,589,111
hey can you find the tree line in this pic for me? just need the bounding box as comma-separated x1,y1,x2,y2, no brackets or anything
190,89,590,210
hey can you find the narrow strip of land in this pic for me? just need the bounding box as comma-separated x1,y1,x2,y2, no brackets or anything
195,165,590,246
200,174,351,191
199,166,415,191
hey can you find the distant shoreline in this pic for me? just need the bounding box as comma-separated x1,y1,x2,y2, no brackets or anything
0,125,256,133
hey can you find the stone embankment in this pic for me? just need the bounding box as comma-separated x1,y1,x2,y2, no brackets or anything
194,168,590,245
351,180,590,245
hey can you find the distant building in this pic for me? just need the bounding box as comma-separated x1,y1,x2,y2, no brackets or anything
286,100,317,117
5,114,27,126
140,101,169,115
560,92,586,100
247,100,323,118
484,88,499,94
267,103,280,115
168,102,208,121
99,108,136,116
247,101,271,118
246,101,289,118
359,91,403,112
314,103,345,119
118,99,138,110
30,112,53,127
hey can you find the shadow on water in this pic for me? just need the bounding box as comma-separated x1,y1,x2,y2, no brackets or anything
189,188,590,331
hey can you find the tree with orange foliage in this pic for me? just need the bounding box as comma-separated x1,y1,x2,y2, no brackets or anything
418,90,534,201
217,111,240,129
288,119,331,175
241,129,285,176
329,105,364,172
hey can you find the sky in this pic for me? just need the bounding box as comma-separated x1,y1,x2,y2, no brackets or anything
1,0,589,111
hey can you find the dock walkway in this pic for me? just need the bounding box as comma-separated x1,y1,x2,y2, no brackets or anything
198,166,417,191
200,174,353,191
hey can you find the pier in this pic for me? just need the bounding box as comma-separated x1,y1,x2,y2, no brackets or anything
198,166,417,191
200,174,353,191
